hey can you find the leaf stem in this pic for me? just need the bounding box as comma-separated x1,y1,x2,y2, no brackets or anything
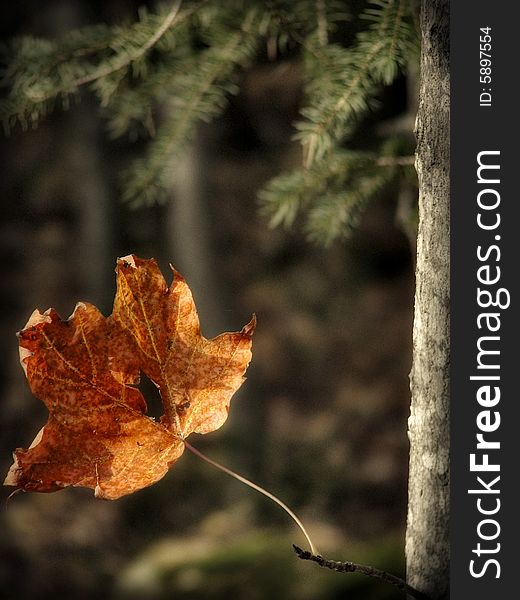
293,545,431,600
183,440,317,555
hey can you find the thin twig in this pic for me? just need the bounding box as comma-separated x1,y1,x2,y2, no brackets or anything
68,0,184,88
303,2,395,168
376,155,415,167
293,545,431,600
28,0,187,102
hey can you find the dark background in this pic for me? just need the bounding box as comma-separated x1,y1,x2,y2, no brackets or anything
0,2,415,598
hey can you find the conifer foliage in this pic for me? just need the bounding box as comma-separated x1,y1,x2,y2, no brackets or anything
1,0,419,244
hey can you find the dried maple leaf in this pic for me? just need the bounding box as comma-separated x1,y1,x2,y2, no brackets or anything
4,255,255,500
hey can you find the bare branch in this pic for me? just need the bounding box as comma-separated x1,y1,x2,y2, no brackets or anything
293,545,431,600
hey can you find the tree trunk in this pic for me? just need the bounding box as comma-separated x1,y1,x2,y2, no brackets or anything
406,1,450,599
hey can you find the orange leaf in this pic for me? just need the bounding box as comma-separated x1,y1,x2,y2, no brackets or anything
4,256,255,499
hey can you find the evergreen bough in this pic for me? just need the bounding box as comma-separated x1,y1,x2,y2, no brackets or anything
1,0,419,244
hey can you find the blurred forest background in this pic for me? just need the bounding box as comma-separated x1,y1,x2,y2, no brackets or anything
0,1,417,598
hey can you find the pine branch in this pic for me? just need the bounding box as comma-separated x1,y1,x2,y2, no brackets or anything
254,0,348,57
259,143,410,244
71,0,184,94
123,9,261,206
102,57,180,140
360,0,417,83
0,1,195,130
297,0,418,166
305,167,394,245
259,167,319,230
299,45,378,168
1,0,418,246
260,150,366,223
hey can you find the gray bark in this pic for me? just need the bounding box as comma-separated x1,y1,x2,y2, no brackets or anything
406,0,450,598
